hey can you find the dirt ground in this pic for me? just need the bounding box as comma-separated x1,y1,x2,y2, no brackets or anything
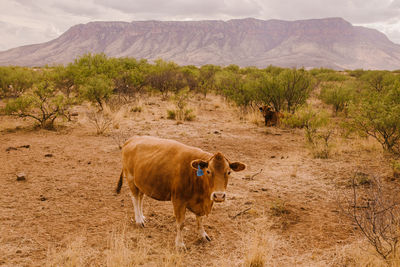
0,95,396,266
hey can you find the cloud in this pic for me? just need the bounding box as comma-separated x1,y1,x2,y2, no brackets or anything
93,0,262,19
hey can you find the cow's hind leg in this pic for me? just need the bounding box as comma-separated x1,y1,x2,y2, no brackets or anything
127,175,145,227
196,215,211,242
137,191,146,222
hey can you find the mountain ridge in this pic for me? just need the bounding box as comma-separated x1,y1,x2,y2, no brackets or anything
1,17,400,70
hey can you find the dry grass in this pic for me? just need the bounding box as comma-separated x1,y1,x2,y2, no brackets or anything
245,109,264,126
46,225,185,267
330,240,400,267
104,227,149,267
46,236,98,267
1,93,399,266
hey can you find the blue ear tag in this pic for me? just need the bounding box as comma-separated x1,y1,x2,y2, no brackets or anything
197,167,204,177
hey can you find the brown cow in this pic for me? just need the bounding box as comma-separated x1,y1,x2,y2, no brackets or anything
116,136,246,249
259,105,283,126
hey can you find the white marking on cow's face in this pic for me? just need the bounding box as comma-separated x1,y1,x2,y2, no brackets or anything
207,153,231,203
191,153,246,203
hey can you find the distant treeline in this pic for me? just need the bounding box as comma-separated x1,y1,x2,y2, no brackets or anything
1,53,400,154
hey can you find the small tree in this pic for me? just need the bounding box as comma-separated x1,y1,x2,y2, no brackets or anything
256,73,285,112
147,59,185,99
349,84,400,154
112,57,149,102
198,64,220,97
320,82,353,115
360,70,395,92
4,81,72,129
0,66,36,98
279,68,313,113
79,75,113,110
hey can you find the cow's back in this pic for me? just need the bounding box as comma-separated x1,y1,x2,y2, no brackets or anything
122,136,210,201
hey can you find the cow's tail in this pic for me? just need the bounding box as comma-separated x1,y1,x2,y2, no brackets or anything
116,170,123,194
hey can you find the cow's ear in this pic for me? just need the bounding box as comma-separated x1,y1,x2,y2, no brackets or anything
229,162,246,172
191,159,208,170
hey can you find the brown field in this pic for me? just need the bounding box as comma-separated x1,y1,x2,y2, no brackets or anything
0,95,397,266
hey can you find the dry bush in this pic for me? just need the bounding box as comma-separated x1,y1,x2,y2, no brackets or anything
341,176,400,265
110,129,132,150
86,103,128,135
308,128,334,159
86,110,113,134
166,89,196,121
330,240,388,267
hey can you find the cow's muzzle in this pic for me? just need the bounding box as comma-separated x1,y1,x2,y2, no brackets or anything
211,192,226,202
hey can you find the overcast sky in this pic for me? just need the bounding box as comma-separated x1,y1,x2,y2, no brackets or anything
1,0,400,51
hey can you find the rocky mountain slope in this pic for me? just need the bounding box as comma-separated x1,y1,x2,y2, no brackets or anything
1,17,400,70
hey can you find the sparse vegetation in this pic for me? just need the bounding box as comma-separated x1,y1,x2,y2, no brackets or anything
270,199,289,216
166,89,196,121
320,82,354,115
347,83,400,154
4,80,73,129
343,177,400,264
3,54,400,266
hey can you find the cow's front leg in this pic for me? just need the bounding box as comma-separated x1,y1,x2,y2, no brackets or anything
173,201,186,250
196,215,211,241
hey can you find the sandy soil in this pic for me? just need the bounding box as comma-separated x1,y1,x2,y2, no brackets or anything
0,96,395,266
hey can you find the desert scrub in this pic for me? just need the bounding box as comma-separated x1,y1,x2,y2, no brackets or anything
320,82,354,115
342,177,400,265
347,84,400,154
4,81,74,129
282,106,333,158
166,89,196,121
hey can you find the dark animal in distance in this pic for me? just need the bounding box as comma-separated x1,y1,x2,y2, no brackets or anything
259,106,283,126
116,136,246,249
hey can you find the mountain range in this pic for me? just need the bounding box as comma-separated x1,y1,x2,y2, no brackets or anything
1,17,400,70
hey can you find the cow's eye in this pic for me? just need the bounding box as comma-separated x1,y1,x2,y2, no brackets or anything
206,170,211,174
227,171,231,175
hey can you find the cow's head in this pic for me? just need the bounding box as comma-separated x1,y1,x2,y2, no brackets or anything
191,152,246,202
259,105,273,116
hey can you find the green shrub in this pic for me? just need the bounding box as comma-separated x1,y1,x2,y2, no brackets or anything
348,69,365,78
79,75,113,110
360,70,395,92
317,72,348,82
167,109,176,120
348,84,400,154
282,106,333,158
320,82,354,115
4,81,72,129
278,68,313,113
0,66,36,98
